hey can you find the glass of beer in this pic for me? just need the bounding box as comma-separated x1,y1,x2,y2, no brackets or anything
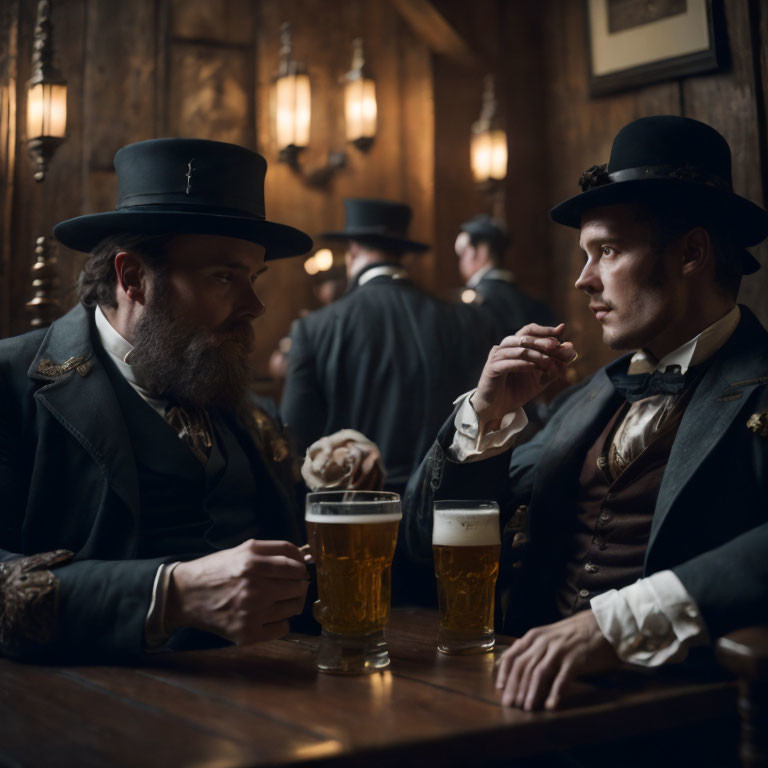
432,500,501,654
306,490,401,674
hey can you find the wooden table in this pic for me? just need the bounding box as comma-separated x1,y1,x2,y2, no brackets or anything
0,608,739,768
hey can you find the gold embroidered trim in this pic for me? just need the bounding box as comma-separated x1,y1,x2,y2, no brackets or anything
0,549,73,658
36,355,93,379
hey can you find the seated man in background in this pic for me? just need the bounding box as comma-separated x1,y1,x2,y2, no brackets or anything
456,213,558,340
404,116,768,711
0,138,321,661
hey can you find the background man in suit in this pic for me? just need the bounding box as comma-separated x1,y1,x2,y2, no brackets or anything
0,139,317,661
281,198,492,495
456,214,557,341
404,116,768,711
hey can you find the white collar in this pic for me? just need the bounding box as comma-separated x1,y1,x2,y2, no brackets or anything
94,304,167,409
466,264,514,288
357,264,409,286
628,305,741,375
466,264,493,288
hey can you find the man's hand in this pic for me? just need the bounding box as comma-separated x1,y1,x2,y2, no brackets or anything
165,539,309,645
495,610,620,711
471,323,576,430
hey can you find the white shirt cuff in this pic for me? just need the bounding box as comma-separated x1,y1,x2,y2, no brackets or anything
448,390,528,463
591,570,709,667
144,561,181,650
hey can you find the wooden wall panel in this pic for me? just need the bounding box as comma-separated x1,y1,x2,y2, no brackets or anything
682,0,767,328
168,0,254,44
167,45,251,144
0,0,20,338
535,0,768,378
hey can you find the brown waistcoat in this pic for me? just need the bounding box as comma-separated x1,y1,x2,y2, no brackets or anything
554,404,683,617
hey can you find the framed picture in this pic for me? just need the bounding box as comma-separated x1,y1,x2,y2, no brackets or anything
586,0,721,96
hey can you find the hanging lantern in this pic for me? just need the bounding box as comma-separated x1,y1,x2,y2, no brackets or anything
470,74,507,184
344,38,377,152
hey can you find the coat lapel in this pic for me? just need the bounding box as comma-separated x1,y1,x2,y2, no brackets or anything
649,308,768,550
28,305,140,517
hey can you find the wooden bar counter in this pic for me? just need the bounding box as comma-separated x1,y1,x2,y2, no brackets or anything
0,608,743,767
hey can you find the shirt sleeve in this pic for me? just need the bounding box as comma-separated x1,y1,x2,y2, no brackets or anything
448,390,528,463
144,562,180,650
591,570,709,666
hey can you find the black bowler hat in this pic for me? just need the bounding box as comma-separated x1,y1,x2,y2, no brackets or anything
550,116,768,273
460,214,509,250
322,198,429,253
53,138,313,260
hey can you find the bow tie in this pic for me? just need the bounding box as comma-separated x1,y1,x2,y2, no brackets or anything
609,365,688,403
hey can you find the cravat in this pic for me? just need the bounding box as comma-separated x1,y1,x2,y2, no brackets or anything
164,404,213,465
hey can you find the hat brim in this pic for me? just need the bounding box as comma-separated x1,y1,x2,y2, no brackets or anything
53,210,313,260
320,230,429,253
550,178,768,249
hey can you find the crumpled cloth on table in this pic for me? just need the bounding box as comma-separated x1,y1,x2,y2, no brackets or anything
301,429,386,491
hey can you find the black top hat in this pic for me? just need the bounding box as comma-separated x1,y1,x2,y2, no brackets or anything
460,214,510,250
321,198,429,253
53,138,313,260
550,116,768,273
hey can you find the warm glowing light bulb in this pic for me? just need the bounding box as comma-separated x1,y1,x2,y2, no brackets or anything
304,255,319,275
314,249,333,271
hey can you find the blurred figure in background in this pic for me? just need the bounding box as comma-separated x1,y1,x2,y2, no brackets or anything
456,214,558,341
281,198,492,497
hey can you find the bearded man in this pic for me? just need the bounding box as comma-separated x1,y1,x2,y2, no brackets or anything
0,138,317,661
404,116,768,712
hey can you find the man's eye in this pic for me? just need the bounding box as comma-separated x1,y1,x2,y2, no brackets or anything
214,273,232,283
600,246,616,257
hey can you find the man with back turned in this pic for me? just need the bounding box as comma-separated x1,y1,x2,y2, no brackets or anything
404,116,768,711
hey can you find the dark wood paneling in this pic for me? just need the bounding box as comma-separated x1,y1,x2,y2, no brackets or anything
167,44,251,145
169,0,254,44
0,0,20,338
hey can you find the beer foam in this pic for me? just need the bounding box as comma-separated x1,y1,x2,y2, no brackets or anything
432,507,500,546
305,504,402,524
305,512,402,524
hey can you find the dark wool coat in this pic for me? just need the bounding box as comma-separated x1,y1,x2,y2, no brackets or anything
0,304,303,660
281,268,495,493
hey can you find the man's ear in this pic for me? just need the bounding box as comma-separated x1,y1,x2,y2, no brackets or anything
681,227,712,277
114,251,148,304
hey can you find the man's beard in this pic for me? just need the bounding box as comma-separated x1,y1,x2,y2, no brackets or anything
128,287,257,413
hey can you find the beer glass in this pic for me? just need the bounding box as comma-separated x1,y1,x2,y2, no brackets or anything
306,490,401,674
432,501,501,654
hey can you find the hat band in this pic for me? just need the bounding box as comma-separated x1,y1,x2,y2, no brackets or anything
608,165,732,192
115,201,264,219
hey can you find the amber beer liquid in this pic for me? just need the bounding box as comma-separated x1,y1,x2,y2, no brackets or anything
432,502,501,654
306,491,401,674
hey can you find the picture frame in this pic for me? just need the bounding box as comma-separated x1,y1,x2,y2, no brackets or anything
586,0,721,97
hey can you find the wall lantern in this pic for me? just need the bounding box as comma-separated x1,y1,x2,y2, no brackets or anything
470,74,507,185
343,38,377,152
27,0,67,182
275,25,375,187
275,21,311,168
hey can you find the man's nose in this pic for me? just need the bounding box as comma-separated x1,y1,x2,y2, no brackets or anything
575,260,601,294
240,287,266,319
